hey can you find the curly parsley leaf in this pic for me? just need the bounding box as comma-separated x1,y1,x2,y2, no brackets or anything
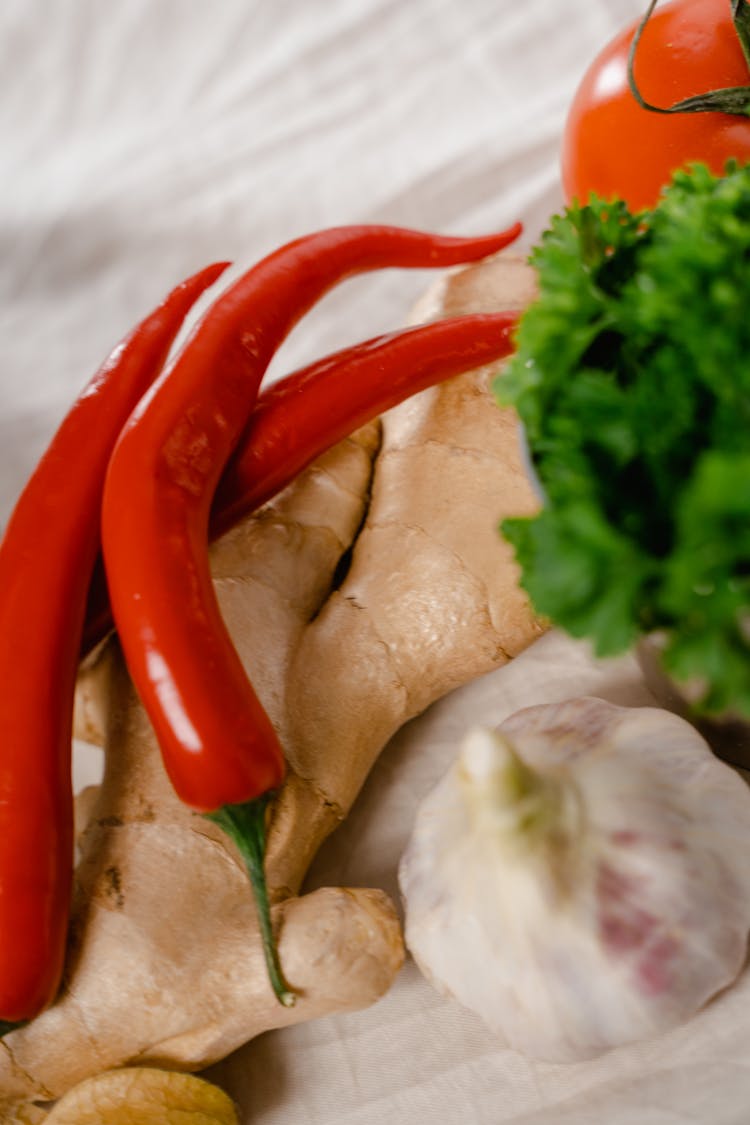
659,452,750,715
496,162,750,716
502,502,654,656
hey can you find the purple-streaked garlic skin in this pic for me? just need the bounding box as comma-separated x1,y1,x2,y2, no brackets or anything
399,696,750,1062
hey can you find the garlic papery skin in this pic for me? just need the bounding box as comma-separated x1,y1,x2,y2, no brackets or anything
398,696,750,1063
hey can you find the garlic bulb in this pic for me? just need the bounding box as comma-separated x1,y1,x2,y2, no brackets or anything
399,696,750,1062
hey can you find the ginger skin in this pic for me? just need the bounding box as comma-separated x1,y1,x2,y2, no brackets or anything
1,254,543,1111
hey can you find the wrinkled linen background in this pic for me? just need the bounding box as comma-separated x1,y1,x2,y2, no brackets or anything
3,2,749,1122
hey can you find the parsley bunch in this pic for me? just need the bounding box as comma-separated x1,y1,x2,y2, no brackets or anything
497,162,750,717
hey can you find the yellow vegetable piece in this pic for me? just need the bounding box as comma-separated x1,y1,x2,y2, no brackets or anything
5,1106,47,1125
42,1067,238,1124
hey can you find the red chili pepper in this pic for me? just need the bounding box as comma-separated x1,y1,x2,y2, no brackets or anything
0,262,227,1027
101,223,522,816
212,311,520,534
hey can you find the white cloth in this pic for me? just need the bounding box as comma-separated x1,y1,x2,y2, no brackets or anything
6,2,748,1122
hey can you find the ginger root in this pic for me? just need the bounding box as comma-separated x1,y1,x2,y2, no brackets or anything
0,253,543,1111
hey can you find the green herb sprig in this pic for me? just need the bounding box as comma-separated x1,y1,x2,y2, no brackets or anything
497,162,750,717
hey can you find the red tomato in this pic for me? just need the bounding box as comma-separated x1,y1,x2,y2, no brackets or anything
561,0,750,211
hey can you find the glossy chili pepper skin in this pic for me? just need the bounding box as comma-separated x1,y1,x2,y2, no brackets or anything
101,224,522,813
213,310,519,534
0,262,227,1024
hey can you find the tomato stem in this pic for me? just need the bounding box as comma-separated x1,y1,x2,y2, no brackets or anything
732,0,750,70
628,0,750,117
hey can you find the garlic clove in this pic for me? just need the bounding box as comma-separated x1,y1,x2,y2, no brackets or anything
399,697,750,1062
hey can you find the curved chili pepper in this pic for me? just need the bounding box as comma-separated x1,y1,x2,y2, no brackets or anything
212,310,520,534
101,223,522,815
81,309,520,651
0,261,227,1027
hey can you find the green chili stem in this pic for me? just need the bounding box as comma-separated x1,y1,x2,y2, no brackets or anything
627,0,750,117
206,794,296,1008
